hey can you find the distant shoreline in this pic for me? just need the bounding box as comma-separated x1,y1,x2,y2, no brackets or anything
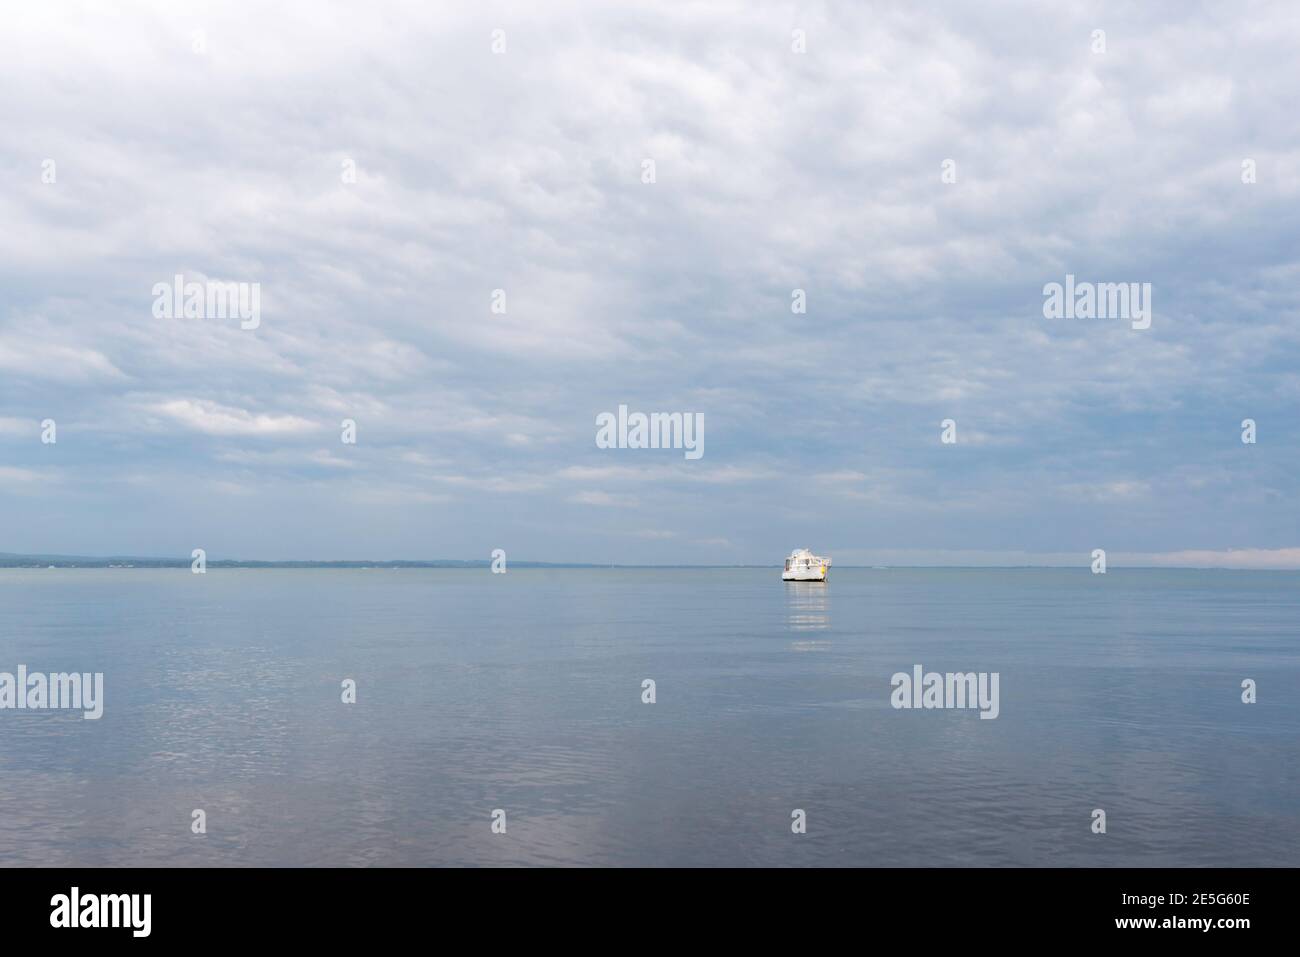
0,553,756,569
2,554,1297,571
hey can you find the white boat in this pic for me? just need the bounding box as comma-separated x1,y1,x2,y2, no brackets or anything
782,548,831,582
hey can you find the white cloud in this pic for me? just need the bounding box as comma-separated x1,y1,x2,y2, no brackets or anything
0,336,125,382
1117,548,1300,570
149,399,319,436
0,417,33,436
569,490,638,507
0,466,43,483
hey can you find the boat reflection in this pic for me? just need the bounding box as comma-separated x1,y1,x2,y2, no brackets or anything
784,580,829,633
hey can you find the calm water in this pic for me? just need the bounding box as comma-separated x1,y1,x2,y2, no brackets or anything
0,567,1297,867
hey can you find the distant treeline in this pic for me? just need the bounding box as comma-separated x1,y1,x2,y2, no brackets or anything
0,553,776,569
0,554,600,569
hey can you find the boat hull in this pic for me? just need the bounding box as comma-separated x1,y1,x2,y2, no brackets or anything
782,566,828,582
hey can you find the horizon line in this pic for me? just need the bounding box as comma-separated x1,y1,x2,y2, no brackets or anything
3,551,1299,572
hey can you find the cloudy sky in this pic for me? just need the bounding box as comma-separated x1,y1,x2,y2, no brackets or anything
1,1,1297,565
